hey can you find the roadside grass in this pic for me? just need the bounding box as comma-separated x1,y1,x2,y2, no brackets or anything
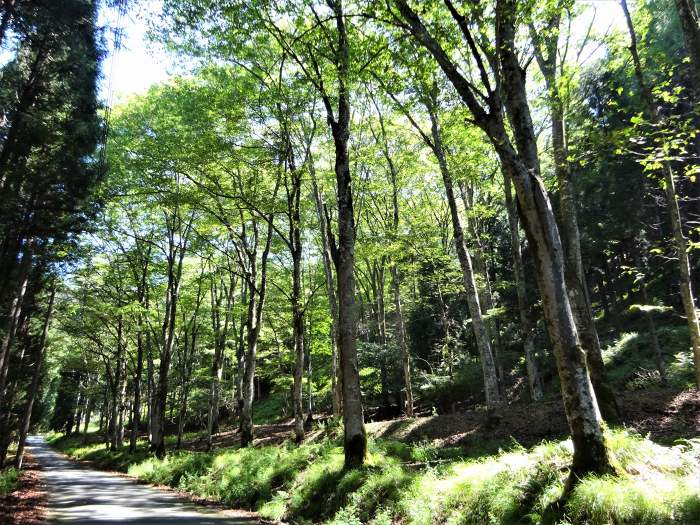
49,427,700,524
0,466,19,496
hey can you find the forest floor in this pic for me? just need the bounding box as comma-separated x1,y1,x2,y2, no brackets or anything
0,452,47,525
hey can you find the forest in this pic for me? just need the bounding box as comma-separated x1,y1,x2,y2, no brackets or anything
0,0,699,524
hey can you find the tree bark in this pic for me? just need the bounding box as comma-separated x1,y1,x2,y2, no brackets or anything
0,239,33,400
130,332,144,453
207,271,234,451
112,319,127,451
318,0,366,469
151,212,189,457
129,260,149,453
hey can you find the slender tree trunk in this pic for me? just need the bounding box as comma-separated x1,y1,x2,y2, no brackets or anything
391,266,413,416
130,332,144,453
207,273,233,451
664,166,700,387
240,219,274,447
152,219,187,457
530,18,619,421
289,167,306,443
427,104,501,405
240,304,258,447
83,396,93,443
373,100,414,417
15,286,54,469
503,169,543,401
110,319,125,451
328,67,366,468
74,388,84,436
130,270,148,453
145,329,154,443
311,171,342,416
459,182,504,388
394,0,612,481
496,0,611,481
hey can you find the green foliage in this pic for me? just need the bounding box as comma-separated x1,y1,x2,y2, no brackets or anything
603,326,696,389
0,467,19,497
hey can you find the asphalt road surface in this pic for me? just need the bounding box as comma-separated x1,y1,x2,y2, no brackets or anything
26,436,259,524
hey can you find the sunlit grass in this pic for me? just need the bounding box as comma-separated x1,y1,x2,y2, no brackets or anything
48,428,700,524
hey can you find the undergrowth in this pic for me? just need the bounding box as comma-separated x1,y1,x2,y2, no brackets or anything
0,466,19,497
49,428,700,525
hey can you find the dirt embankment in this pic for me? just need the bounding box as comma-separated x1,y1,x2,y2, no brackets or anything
367,388,700,447
83,388,700,455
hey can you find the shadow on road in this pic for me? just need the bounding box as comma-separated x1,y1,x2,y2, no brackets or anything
26,436,259,525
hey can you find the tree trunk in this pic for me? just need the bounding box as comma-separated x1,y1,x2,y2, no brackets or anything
427,104,501,405
130,268,149,453
0,239,33,399
311,171,342,416
392,0,611,482
664,166,700,387
110,319,125,451
15,285,54,469
459,182,504,387
530,16,619,422
391,266,413,416
240,218,274,448
207,272,233,451
310,0,366,469
496,0,611,481
503,169,543,401
289,167,306,443
83,396,93,443
130,332,144,453
151,219,187,457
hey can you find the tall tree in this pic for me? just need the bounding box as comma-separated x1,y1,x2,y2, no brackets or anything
391,0,611,483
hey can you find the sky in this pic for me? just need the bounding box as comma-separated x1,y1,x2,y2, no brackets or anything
99,1,171,103
99,0,629,102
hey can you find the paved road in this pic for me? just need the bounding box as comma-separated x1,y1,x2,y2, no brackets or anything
26,436,259,524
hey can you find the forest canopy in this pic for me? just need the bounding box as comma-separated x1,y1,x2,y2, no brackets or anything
1,1,700,524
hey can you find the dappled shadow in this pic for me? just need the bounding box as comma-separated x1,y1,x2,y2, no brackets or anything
25,436,260,524
367,388,700,458
621,388,700,443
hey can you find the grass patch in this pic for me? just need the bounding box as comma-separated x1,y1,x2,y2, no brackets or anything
47,428,700,524
0,467,19,497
